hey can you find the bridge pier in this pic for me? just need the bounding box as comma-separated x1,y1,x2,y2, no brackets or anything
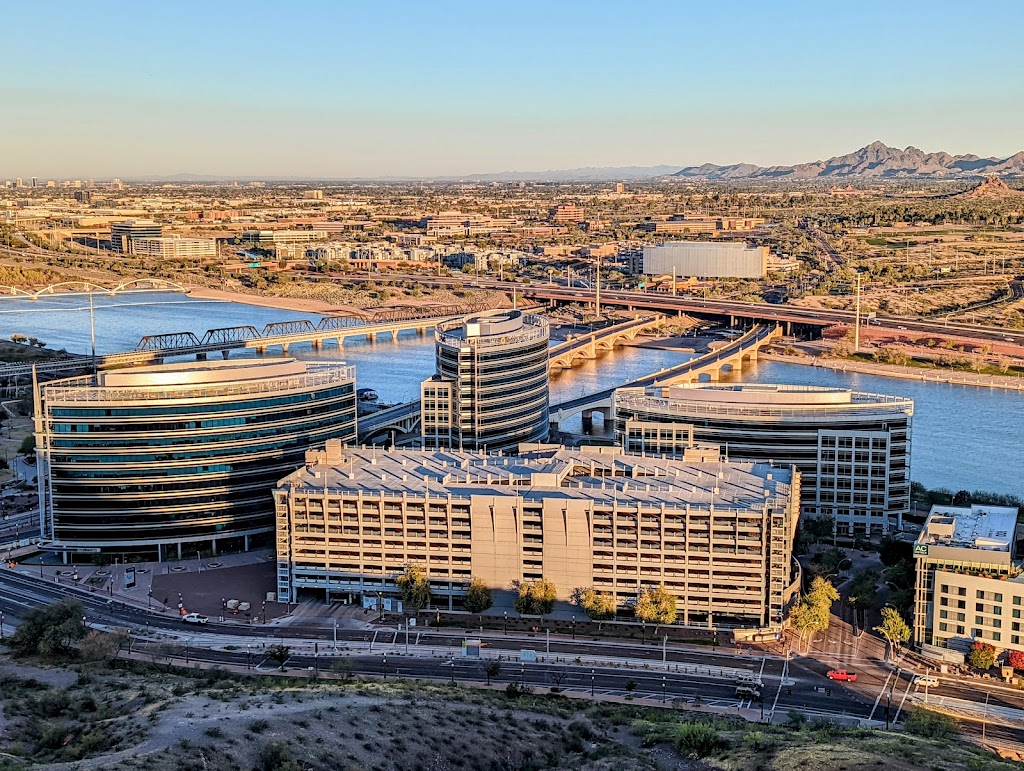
312,339,322,350
221,349,230,360
281,343,290,354
196,352,207,361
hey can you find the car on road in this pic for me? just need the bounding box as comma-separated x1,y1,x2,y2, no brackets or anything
826,669,858,682
181,613,209,625
914,674,939,688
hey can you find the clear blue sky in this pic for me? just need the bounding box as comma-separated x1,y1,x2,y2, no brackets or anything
2,0,1022,178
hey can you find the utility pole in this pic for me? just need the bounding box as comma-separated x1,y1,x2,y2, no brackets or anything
595,256,601,318
89,292,97,376
854,272,861,353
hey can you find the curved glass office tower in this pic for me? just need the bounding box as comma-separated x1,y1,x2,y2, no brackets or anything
36,358,356,558
613,383,913,535
421,310,549,452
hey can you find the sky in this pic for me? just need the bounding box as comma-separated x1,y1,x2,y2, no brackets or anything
2,0,1023,179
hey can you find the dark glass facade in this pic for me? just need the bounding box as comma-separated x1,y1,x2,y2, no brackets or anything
37,360,357,554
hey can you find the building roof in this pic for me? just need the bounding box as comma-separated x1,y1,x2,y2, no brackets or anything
278,443,794,512
617,383,914,418
917,504,1019,553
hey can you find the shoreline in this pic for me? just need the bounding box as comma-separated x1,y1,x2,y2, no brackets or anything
759,352,1024,392
185,287,361,316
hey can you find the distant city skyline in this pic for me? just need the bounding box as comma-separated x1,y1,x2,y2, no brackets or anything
2,0,1022,179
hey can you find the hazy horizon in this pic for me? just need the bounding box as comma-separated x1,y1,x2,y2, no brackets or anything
2,0,1022,179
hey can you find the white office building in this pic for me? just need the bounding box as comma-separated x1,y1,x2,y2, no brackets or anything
643,241,769,279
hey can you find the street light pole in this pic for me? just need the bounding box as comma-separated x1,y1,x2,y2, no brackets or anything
982,691,991,740
503,611,508,635
333,620,338,652
571,615,575,640
591,669,595,697
382,656,387,680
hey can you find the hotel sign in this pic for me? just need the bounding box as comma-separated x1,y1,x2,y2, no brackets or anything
913,543,929,557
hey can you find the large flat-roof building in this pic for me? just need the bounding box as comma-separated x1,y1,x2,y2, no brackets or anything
129,236,217,260
35,359,357,559
643,241,769,278
274,442,801,627
613,384,914,535
421,310,549,452
110,220,162,253
913,504,1024,660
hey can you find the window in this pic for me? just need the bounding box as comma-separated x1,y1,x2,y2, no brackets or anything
939,622,948,632
1014,596,1022,606
992,632,1001,642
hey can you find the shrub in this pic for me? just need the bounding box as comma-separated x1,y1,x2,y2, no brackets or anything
258,740,300,771
204,726,224,738
904,708,958,739
674,723,725,757
967,640,997,671
249,718,270,734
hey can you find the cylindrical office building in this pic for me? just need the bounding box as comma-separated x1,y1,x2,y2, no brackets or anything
613,383,913,535
422,310,549,452
36,358,357,559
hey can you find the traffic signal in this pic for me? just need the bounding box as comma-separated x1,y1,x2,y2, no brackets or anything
826,688,832,697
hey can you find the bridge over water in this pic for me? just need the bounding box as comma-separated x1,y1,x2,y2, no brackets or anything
358,321,778,445
0,302,491,381
547,323,781,430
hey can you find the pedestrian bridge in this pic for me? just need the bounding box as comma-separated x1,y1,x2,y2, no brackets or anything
548,323,782,429
548,314,667,369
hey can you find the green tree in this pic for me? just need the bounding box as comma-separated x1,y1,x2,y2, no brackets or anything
874,606,911,661
484,661,501,685
570,587,616,621
18,435,35,455
463,577,493,615
395,564,431,612
512,579,557,616
846,569,880,630
789,577,839,651
9,597,86,659
266,644,292,671
967,640,997,671
879,535,912,567
635,586,677,624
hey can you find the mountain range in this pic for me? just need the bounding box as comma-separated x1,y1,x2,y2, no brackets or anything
124,143,1024,183
669,141,1024,181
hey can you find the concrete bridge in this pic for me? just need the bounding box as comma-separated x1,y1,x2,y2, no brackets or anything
357,402,422,445
548,323,782,431
357,323,780,444
548,314,667,369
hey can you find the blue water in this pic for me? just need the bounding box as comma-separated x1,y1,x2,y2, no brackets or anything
2,291,1020,497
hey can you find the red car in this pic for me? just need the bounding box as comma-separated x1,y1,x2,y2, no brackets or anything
827,670,858,682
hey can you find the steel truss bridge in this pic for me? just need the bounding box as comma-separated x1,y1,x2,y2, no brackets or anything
0,303,493,381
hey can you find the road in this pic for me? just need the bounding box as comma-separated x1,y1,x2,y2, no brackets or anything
324,273,1024,347
0,568,872,724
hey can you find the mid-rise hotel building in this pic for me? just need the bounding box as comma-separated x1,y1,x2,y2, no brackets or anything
613,384,913,535
421,310,549,453
274,442,800,628
913,504,1024,659
36,359,357,559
